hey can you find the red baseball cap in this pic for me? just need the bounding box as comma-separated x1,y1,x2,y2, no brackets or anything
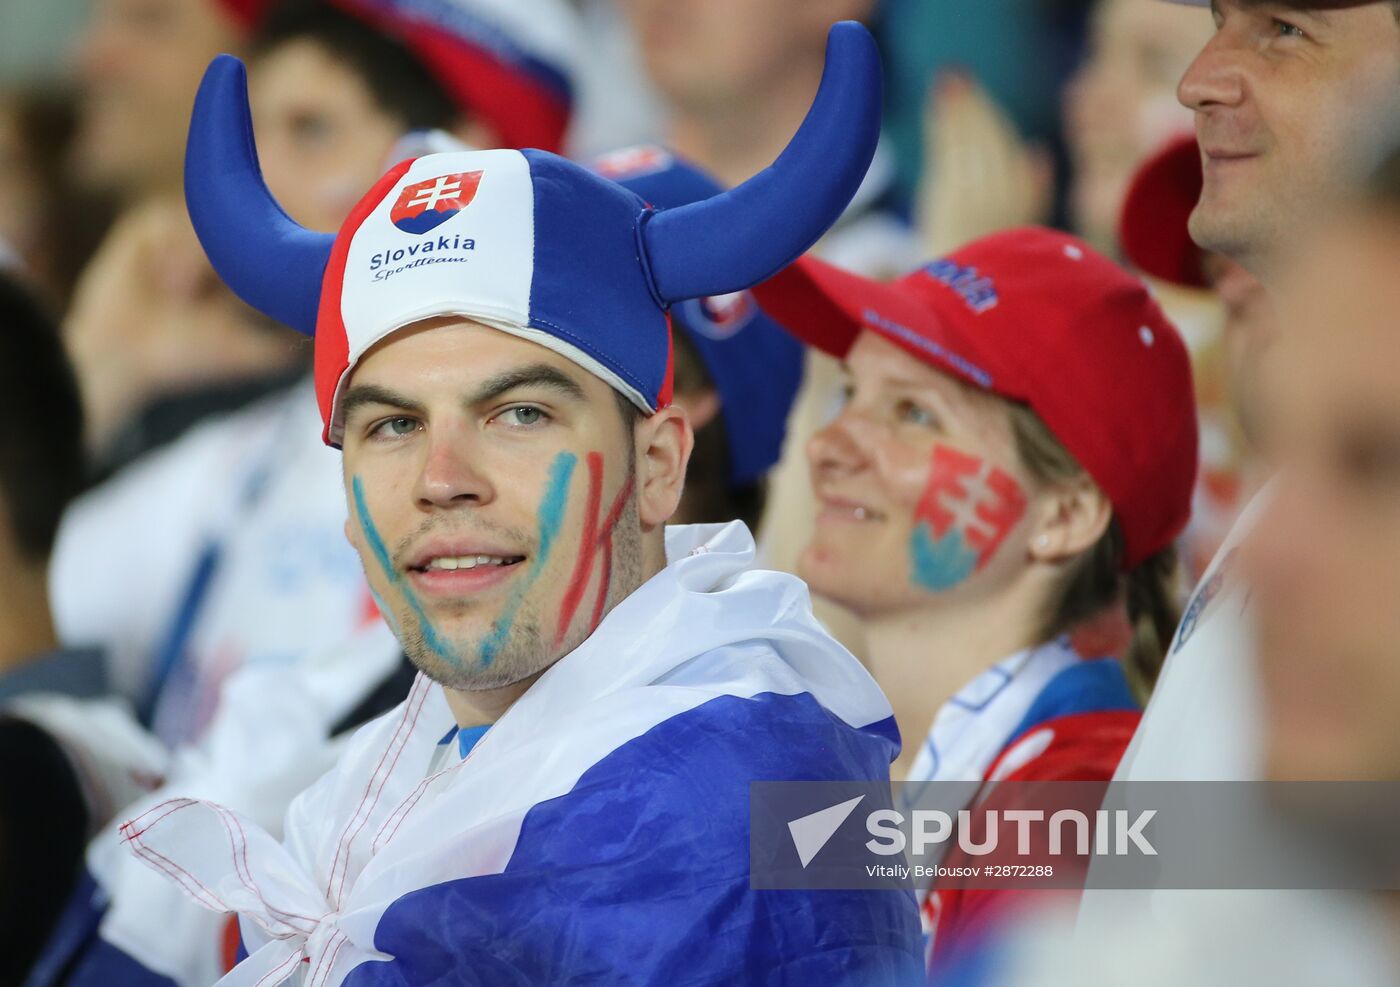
221,0,575,152
753,227,1198,570
1119,133,1207,289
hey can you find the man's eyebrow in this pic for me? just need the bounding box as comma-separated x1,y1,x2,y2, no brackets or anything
467,363,587,406
340,383,426,420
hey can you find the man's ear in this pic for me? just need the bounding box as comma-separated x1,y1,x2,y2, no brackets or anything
1027,474,1113,565
634,405,693,529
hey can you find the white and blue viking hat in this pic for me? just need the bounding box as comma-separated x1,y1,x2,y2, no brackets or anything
183,22,883,446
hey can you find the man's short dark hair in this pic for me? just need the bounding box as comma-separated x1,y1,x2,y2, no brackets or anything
668,329,764,532
0,274,84,561
252,1,460,132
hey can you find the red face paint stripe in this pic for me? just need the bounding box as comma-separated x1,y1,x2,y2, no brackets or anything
554,455,637,648
555,452,605,646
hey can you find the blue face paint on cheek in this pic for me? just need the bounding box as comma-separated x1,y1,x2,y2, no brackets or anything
479,451,577,667
351,474,456,662
909,522,979,592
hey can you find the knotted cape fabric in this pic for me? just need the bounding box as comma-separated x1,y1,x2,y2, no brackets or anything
122,524,922,985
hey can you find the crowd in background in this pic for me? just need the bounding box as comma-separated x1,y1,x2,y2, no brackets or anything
1,0,1398,984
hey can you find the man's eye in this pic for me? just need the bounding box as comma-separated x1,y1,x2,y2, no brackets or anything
1272,18,1305,39
371,417,419,439
499,406,547,427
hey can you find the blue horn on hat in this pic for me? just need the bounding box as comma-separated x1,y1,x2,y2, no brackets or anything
184,21,881,340
642,21,883,303
184,55,334,337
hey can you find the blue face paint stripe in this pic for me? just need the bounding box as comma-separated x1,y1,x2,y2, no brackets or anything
352,474,456,663
351,453,578,669
353,475,399,587
479,451,577,666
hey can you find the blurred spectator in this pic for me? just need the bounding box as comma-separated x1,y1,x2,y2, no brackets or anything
947,131,1400,987
1107,0,1400,787
752,226,1196,969
916,71,1054,257
1063,0,1209,254
0,0,91,86
0,271,97,984
1071,0,1400,965
70,0,250,203
248,0,577,233
620,0,921,658
0,88,115,310
61,0,304,471
621,0,913,273
63,198,309,470
1119,134,1270,578
1245,142,1400,788
0,273,86,697
562,0,665,156
881,0,1089,212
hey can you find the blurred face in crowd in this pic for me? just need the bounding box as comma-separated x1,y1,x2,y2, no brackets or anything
73,0,241,198
339,320,688,693
802,331,1096,622
1244,212,1400,782
621,0,873,113
1179,0,1400,277
251,39,407,234
1065,0,1211,250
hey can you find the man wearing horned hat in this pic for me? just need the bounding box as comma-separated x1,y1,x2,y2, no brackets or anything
114,21,922,987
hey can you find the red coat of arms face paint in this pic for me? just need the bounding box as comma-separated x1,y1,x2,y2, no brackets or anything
390,171,484,235
909,444,1028,591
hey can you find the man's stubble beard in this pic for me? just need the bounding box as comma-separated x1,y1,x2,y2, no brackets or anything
402,491,646,693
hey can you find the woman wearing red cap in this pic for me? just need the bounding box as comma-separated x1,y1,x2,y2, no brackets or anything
754,225,1198,972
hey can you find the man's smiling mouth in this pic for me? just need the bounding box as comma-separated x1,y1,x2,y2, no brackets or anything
414,554,527,572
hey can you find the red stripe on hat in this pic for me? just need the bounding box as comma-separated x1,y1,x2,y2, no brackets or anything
315,157,419,446
656,312,674,409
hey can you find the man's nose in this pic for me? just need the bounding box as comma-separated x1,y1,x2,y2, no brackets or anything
1178,33,1247,113
413,427,495,510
